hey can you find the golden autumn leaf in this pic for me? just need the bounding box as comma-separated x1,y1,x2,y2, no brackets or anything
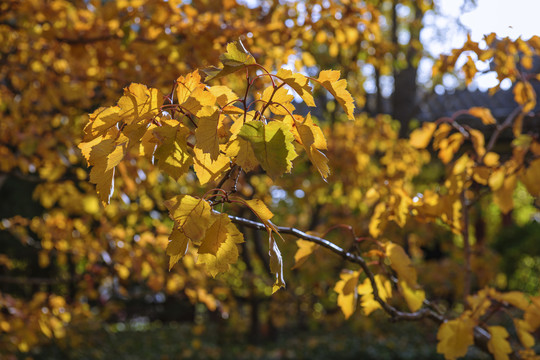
245,199,274,224
197,217,244,277
385,242,417,286
238,121,297,179
276,68,315,107
317,70,355,120
469,107,496,125
226,137,259,172
399,280,425,312
164,195,214,242
208,85,239,107
520,158,540,197
334,270,361,319
153,119,193,180
409,122,437,149
193,148,230,186
514,319,535,348
513,81,536,113
438,133,465,164
487,326,512,360
198,214,235,255
369,202,387,238
469,129,485,157
195,111,221,160
117,83,163,124
296,114,330,179
436,316,475,360
261,86,295,116
493,174,517,214
292,239,319,269
357,275,392,315
166,228,190,270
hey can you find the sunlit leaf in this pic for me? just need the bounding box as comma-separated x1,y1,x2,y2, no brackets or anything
436,315,475,360
276,68,315,107
334,270,361,319
487,326,512,360
292,239,319,269
164,195,214,242
317,70,355,120
410,122,437,149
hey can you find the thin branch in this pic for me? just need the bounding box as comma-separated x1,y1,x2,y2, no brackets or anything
226,214,509,358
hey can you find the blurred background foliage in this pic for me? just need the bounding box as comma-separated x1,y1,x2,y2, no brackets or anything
0,0,538,358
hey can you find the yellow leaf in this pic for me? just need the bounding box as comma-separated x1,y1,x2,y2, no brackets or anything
514,319,535,348
292,239,319,269
164,195,214,242
399,280,425,312
153,119,193,180
386,242,417,286
493,291,530,311
436,316,475,360
514,81,536,113
276,68,315,107
166,228,190,270
487,326,512,360
520,158,540,196
409,122,437,149
83,106,122,138
489,168,505,191
87,138,116,205
334,270,361,319
195,111,221,160
226,138,259,172
369,202,386,238
208,85,238,107
197,219,244,277
357,275,392,315
469,107,496,125
317,70,355,120
198,214,231,255
493,174,517,214
117,83,163,124
261,86,295,116
238,121,297,179
483,152,500,167
245,199,273,223
176,70,205,105
438,133,465,164
297,113,330,179
193,148,230,185
469,129,485,157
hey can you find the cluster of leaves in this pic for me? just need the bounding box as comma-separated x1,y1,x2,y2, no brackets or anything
79,41,354,292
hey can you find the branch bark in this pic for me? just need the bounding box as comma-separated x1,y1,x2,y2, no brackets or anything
227,214,512,358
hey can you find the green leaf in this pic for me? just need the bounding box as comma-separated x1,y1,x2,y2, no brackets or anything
238,121,297,179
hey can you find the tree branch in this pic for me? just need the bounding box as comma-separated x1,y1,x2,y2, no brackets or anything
227,214,507,358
